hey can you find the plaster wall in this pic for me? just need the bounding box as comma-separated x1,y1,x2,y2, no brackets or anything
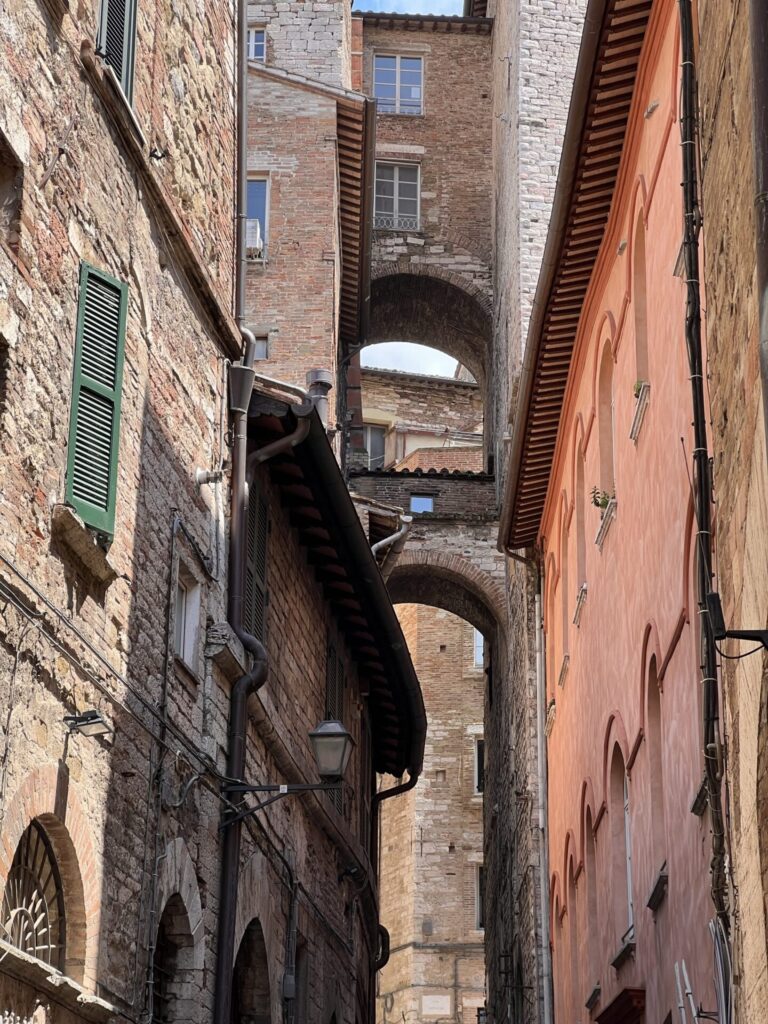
539,8,716,1019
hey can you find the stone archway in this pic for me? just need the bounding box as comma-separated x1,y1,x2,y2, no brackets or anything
232,918,272,1024
367,269,491,389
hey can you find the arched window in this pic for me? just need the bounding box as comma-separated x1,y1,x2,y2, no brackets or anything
647,658,665,870
598,343,615,495
609,747,633,943
576,446,587,589
150,894,196,1023
560,513,570,661
232,918,272,1024
0,819,65,970
567,864,580,1017
633,217,649,384
584,808,598,990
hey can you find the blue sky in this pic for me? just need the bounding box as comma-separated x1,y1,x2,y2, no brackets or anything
353,0,463,13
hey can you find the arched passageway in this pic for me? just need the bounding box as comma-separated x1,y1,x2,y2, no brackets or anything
367,271,491,390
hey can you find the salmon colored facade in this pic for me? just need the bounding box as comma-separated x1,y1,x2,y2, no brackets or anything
534,3,718,1021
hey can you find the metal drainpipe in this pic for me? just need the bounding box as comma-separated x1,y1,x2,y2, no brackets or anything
535,581,553,1024
371,515,412,556
749,0,768,462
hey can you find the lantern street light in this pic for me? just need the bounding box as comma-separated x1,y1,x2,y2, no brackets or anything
221,719,354,828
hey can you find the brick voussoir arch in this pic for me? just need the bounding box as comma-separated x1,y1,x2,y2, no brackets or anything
0,762,100,987
370,260,493,318
387,549,507,639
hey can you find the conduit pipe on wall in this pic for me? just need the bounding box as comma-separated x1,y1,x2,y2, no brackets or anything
748,0,768,461
534,583,553,1024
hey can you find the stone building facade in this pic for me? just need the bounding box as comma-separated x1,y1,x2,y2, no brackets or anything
377,606,485,1024
698,0,768,1020
0,3,425,1024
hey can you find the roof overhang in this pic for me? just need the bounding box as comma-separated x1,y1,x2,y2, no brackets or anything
360,11,492,33
498,0,653,552
247,392,426,778
247,62,375,353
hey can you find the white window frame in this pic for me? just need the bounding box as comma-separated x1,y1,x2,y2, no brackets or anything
374,162,421,232
373,53,423,115
246,176,270,261
362,423,386,469
247,26,266,62
474,738,485,794
174,567,201,671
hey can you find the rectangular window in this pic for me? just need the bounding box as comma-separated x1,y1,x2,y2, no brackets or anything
97,0,138,100
374,54,423,115
473,628,484,667
246,178,269,259
66,263,128,539
374,163,419,231
247,27,266,61
410,493,434,514
174,569,201,670
244,486,268,641
363,424,386,469
474,739,485,794
476,865,485,930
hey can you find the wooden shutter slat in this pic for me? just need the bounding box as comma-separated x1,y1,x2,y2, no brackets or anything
66,263,127,538
98,0,136,99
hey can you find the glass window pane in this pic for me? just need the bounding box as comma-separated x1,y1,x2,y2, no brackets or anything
375,55,397,71
410,495,434,513
247,179,267,236
400,57,422,73
398,165,418,183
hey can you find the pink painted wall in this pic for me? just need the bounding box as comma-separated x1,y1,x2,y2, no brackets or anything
540,3,717,1020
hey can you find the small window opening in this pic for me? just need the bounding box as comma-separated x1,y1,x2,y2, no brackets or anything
476,865,485,930
473,628,484,667
409,493,434,514
246,178,268,260
247,26,266,62
474,739,485,794
0,132,23,255
174,565,201,671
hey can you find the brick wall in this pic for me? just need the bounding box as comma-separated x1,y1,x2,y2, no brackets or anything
244,70,342,417
350,472,496,521
698,0,768,1018
378,606,485,1024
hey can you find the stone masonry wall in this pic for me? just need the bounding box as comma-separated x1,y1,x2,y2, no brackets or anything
248,0,352,89
697,0,768,1018
378,606,485,1024
361,368,483,438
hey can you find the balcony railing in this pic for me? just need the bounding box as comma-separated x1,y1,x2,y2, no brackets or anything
373,213,420,232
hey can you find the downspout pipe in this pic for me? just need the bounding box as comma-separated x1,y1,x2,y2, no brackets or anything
748,0,768,462
371,515,412,555
535,580,553,1024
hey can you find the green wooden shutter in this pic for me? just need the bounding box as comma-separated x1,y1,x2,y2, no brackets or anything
97,0,137,100
244,486,268,640
66,263,128,539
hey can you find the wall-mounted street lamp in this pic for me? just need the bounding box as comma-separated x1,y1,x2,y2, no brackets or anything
63,709,112,737
221,720,354,828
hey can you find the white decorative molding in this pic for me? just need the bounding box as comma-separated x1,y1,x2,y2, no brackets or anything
595,497,617,551
573,582,588,626
629,381,650,442
557,653,570,689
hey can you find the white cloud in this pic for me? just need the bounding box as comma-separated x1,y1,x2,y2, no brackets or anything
353,0,463,14
361,342,458,377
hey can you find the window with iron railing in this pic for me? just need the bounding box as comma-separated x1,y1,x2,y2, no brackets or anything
374,163,419,231
373,54,423,115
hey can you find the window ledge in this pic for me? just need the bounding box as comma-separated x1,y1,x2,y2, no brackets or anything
0,940,118,1022
585,982,601,1011
629,381,651,442
205,621,248,681
51,504,117,583
80,38,147,151
573,582,588,626
646,861,668,912
595,497,617,550
174,654,201,691
610,932,636,970
557,653,570,689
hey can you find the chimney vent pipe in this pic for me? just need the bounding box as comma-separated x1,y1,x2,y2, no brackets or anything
306,368,333,429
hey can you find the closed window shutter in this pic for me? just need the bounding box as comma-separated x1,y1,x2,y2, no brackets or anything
244,486,268,641
97,0,137,99
66,263,128,538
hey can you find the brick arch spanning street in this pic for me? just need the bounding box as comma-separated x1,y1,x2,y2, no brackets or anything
367,268,491,389
388,548,506,641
